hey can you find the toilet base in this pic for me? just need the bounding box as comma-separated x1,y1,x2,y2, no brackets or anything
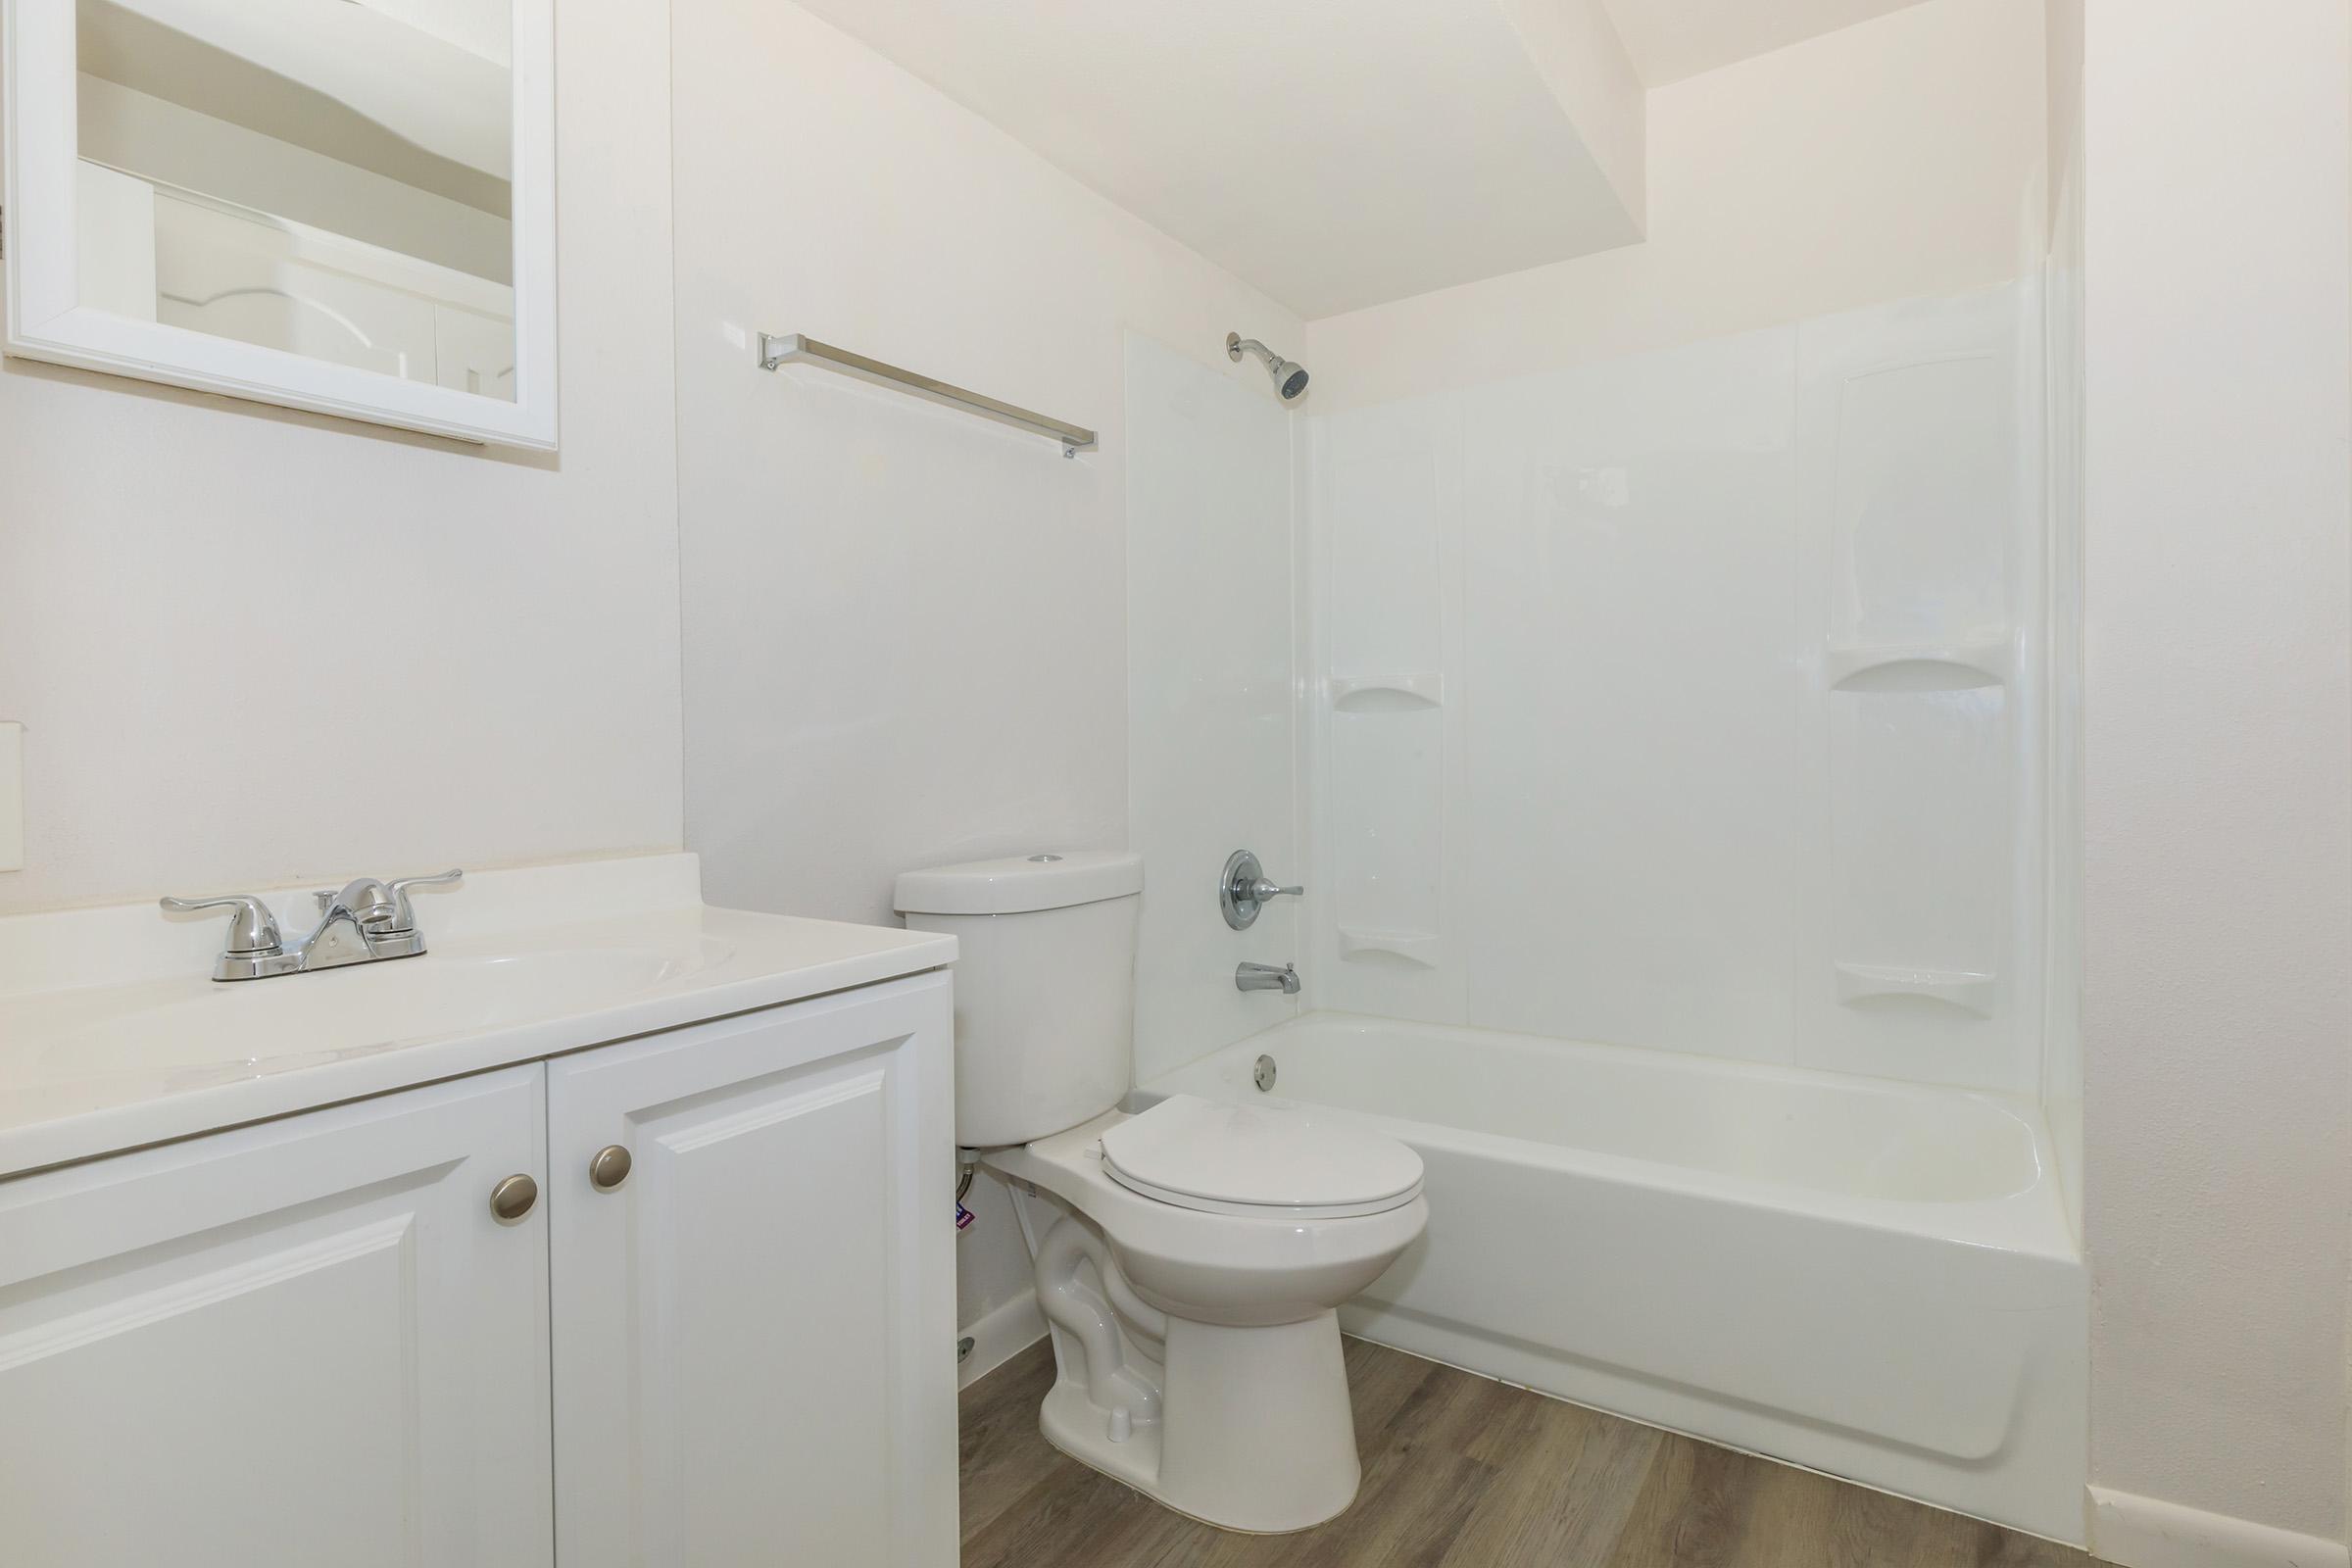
988,1122,1421,1537
1039,1310,1362,1535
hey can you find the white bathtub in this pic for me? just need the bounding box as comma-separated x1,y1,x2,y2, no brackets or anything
1140,1011,2086,1544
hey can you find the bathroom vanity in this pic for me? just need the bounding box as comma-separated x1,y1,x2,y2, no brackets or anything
0,855,958,1567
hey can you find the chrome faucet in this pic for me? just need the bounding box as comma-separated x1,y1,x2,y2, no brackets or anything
1236,961,1300,996
162,869,463,982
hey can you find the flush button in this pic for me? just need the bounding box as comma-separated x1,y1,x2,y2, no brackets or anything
1027,854,1063,862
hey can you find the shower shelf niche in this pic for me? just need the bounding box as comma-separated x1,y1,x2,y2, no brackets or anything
1330,673,1444,711
1824,640,2011,693
1336,929,1441,967
1832,961,1997,1017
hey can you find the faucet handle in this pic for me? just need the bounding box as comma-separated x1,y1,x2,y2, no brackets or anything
382,868,464,933
159,894,283,956
1220,850,1303,930
311,869,464,934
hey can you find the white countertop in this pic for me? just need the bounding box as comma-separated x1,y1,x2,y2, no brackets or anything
0,854,955,1179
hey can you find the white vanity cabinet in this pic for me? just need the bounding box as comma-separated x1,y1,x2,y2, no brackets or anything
547,974,958,1568
0,1065,556,1568
0,970,956,1568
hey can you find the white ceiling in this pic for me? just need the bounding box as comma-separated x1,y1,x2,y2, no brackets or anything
792,0,1935,320
787,0,1646,321
1599,0,1928,86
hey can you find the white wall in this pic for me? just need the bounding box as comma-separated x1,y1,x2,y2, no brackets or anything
0,0,681,915
668,1,1301,1333
2080,0,2352,1557
1303,0,2047,408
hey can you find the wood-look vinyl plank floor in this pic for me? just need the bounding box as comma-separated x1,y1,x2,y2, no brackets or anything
959,1338,2090,1568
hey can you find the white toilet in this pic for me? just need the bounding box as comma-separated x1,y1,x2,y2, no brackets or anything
896,851,1429,1534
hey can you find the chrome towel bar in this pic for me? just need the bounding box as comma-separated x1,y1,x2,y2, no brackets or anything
757,332,1098,457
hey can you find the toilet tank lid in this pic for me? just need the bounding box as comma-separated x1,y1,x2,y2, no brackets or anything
895,851,1143,915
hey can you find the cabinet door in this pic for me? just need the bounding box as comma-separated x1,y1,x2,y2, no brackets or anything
0,1066,553,1568
549,973,956,1568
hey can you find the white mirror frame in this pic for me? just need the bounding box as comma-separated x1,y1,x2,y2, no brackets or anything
1,0,558,449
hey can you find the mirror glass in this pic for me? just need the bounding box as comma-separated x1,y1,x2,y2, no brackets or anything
72,0,516,400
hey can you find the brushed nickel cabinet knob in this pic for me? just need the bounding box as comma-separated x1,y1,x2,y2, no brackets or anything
590,1145,633,1192
490,1173,539,1223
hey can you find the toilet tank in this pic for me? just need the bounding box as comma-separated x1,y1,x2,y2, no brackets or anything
894,851,1144,1149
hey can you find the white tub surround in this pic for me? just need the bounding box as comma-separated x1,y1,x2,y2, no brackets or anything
1146,1011,2087,1544
1298,281,2051,1101
1125,333,1303,1086
0,852,954,1177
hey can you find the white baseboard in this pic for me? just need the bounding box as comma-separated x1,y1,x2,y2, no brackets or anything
2090,1487,2348,1568
958,1293,1047,1391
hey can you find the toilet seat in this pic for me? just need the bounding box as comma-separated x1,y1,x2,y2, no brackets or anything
1099,1094,1424,1219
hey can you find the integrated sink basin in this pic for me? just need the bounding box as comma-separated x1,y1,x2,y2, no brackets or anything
11,940,734,1092
0,854,958,1178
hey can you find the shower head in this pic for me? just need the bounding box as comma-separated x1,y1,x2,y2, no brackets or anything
1227,331,1311,402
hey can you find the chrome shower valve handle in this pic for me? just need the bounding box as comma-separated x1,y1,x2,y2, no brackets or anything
1220,849,1303,930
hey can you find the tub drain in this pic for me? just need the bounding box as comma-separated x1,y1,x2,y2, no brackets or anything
1252,1054,1277,1092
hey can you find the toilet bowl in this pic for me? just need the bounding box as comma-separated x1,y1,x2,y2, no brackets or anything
894,851,1429,1533
989,1098,1427,1533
